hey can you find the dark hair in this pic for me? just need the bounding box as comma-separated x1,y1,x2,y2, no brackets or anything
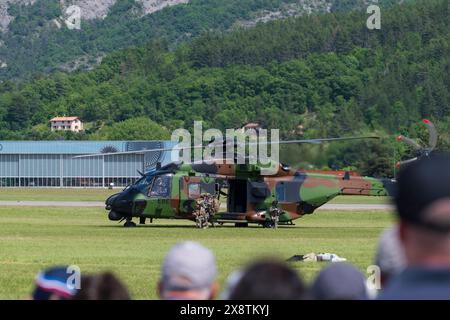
229,259,305,300
72,272,131,300
310,263,368,300
395,153,450,233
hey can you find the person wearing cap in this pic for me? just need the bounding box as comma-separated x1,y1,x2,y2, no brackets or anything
379,153,450,300
374,226,406,289
158,241,218,300
32,266,79,300
310,263,369,300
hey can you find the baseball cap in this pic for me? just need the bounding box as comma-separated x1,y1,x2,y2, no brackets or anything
161,241,217,291
311,263,368,300
395,153,450,232
32,266,78,300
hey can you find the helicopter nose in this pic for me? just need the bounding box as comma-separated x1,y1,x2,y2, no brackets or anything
105,193,120,210
105,191,134,216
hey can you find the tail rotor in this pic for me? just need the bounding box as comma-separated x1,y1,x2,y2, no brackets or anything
422,119,438,151
396,119,438,168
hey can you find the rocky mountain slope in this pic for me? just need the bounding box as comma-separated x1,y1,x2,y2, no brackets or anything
0,1,191,31
0,0,35,32
0,0,411,80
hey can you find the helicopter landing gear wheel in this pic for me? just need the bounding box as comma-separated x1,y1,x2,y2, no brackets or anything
124,219,136,228
263,221,273,229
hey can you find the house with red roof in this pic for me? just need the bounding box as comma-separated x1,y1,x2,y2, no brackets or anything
50,116,83,132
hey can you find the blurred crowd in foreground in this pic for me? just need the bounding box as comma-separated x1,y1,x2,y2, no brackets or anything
31,153,450,300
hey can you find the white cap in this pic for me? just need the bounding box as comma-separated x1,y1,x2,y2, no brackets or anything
161,241,217,291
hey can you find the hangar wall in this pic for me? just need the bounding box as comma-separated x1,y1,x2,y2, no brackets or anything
0,141,174,187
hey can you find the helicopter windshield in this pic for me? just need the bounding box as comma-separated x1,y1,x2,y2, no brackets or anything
148,175,172,198
134,175,154,193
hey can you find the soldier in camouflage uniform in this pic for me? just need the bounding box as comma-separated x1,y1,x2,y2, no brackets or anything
205,193,220,228
194,196,208,229
268,200,282,229
194,193,220,229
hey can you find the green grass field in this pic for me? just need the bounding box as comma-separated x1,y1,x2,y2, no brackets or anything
0,206,395,299
0,188,390,204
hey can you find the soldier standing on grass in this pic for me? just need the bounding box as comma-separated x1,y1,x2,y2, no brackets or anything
194,193,220,229
205,193,219,228
194,196,207,229
193,194,208,229
269,200,282,229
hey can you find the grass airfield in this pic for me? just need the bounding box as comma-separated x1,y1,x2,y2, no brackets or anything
0,190,394,299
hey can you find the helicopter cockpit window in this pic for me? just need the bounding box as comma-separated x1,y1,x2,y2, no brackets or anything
148,175,172,198
134,175,154,194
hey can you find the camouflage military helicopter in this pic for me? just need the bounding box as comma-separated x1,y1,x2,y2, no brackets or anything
77,129,396,228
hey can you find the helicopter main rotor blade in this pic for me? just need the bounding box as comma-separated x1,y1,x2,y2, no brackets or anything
244,136,380,146
396,157,419,168
396,135,422,150
72,144,206,158
422,119,438,150
73,136,380,159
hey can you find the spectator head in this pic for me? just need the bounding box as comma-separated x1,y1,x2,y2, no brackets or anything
394,153,450,267
228,259,305,300
158,241,217,300
311,263,368,300
375,226,407,287
220,270,243,300
32,266,78,300
72,272,130,300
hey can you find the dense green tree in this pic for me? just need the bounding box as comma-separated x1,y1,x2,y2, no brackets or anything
91,117,171,140
0,0,447,177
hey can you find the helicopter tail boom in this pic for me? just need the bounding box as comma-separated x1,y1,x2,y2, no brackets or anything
338,176,395,197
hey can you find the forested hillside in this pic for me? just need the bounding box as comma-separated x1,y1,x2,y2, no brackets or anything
0,0,409,80
0,0,448,176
